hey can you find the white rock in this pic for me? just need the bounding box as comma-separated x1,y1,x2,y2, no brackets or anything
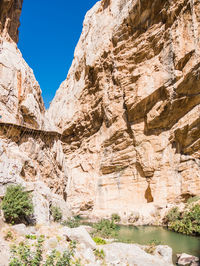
155,245,173,264
0,237,10,266
101,243,173,266
12,224,29,236
60,226,96,249
177,253,199,266
82,248,95,263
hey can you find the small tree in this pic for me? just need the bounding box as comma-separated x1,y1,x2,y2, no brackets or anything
111,213,121,223
50,205,62,222
1,185,33,224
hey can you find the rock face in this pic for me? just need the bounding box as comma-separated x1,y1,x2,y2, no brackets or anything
0,0,45,128
48,0,200,217
0,0,70,223
0,0,22,43
0,0,199,222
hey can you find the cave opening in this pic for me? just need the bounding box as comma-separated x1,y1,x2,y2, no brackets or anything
145,183,154,203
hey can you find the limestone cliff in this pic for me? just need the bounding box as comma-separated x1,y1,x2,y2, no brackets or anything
0,0,45,128
48,0,200,218
0,0,199,224
0,0,70,223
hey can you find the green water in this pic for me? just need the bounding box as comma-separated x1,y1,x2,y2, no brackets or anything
117,226,200,261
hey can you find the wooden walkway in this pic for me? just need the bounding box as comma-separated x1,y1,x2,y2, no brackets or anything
0,122,70,143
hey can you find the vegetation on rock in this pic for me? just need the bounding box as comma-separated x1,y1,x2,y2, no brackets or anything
165,203,200,236
50,205,63,222
186,196,200,205
9,236,77,266
144,240,161,255
93,237,107,245
61,216,81,228
1,185,33,224
94,249,105,260
111,213,121,223
9,235,44,266
92,218,119,238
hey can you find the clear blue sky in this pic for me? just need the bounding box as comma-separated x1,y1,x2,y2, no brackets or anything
18,0,98,109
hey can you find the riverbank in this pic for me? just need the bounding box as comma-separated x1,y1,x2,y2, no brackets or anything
0,222,174,266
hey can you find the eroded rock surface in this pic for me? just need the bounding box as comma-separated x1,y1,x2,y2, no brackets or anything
48,0,200,217
0,0,70,223
0,0,199,222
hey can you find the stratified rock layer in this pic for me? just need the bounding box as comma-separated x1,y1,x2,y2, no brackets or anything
49,0,200,217
0,0,70,223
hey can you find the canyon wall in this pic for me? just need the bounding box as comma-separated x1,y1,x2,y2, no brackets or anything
0,0,45,128
0,0,70,223
0,0,199,223
49,0,200,218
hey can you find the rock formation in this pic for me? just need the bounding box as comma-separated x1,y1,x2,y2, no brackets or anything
0,0,45,128
48,0,200,218
0,0,199,223
0,0,70,223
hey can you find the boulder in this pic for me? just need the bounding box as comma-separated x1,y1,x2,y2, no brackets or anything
155,245,173,264
177,253,199,266
12,224,29,236
0,237,10,266
101,243,173,266
60,226,96,249
82,248,96,264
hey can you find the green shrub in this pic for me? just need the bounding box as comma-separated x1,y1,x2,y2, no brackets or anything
92,219,119,238
62,216,81,228
94,249,105,260
111,213,121,223
51,205,62,222
9,236,44,266
187,196,200,205
9,236,76,266
93,237,107,245
165,204,200,236
44,249,73,266
25,234,37,240
4,230,13,241
1,185,33,224
165,207,180,223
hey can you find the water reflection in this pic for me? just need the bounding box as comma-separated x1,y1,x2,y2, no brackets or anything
117,226,200,258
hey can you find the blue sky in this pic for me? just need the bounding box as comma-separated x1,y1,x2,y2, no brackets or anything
18,0,98,109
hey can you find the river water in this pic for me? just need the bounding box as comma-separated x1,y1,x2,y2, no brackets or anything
117,225,200,262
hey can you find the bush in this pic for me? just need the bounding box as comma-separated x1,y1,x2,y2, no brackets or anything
165,207,180,223
93,237,107,245
128,212,140,223
111,213,121,223
25,234,37,240
9,236,76,266
44,249,73,266
165,204,200,236
187,196,200,205
92,219,119,238
9,236,44,266
94,249,105,260
62,216,81,228
1,185,33,224
50,205,62,222
4,230,13,241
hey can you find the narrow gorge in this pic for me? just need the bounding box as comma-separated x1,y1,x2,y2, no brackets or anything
0,0,200,225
